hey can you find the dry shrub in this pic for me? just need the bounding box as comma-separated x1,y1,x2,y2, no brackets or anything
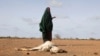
89,37,96,40
54,34,61,39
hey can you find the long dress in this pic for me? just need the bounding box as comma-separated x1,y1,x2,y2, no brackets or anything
39,7,53,42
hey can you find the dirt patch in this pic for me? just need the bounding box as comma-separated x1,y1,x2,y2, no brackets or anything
0,39,100,56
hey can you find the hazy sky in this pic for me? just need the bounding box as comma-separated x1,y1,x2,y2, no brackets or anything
0,0,100,39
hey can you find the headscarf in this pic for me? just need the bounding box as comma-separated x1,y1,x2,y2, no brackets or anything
39,7,53,32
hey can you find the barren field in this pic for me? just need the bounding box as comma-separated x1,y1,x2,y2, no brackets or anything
0,38,100,56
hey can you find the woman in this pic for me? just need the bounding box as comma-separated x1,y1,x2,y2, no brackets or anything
39,7,55,42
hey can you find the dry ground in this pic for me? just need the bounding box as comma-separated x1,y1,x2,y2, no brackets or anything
0,38,100,56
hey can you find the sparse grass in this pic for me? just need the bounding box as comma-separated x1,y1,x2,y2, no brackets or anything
0,36,100,40
0,36,31,39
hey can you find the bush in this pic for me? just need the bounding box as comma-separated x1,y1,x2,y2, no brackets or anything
54,34,61,39
89,37,95,40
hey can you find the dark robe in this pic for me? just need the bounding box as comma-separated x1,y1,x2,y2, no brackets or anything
39,7,53,42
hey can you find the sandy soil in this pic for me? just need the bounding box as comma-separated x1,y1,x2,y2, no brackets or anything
0,38,100,56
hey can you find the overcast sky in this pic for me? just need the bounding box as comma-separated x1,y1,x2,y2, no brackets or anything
0,0,100,39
